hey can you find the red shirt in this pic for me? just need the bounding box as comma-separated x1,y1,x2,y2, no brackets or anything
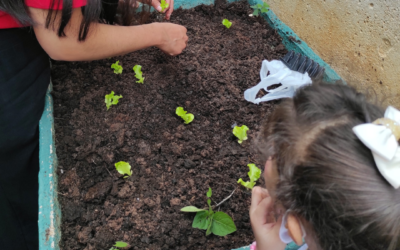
0,0,87,29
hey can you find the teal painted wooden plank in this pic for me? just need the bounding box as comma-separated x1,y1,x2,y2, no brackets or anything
39,82,61,250
232,243,304,250
162,0,236,9
175,0,214,8
233,242,303,250
233,246,251,250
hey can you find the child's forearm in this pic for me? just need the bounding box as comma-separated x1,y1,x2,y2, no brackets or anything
30,8,176,61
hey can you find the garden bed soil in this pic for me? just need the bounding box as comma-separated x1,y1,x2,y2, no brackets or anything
52,1,287,249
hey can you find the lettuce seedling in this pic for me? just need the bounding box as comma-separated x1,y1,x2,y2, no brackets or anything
250,2,270,16
237,164,261,189
181,188,236,236
222,19,232,29
133,65,145,84
233,125,249,144
109,241,128,250
111,61,123,74
105,91,123,110
160,0,169,11
176,107,194,124
115,161,132,178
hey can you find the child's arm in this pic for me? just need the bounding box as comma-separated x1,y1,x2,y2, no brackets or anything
29,7,188,61
250,187,286,250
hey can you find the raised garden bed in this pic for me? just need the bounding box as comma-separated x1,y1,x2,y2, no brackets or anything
38,0,342,249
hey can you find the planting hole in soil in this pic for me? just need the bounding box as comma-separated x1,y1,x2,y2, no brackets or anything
52,0,288,249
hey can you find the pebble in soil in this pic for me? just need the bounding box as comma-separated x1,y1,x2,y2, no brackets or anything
52,0,287,249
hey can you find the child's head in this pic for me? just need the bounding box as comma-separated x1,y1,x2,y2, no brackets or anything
257,82,400,249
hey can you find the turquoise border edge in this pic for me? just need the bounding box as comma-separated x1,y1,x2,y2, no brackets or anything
38,1,343,250
233,242,302,250
39,82,60,250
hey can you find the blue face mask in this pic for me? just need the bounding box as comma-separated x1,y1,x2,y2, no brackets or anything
279,212,308,250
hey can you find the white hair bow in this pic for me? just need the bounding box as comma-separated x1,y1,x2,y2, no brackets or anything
353,106,400,189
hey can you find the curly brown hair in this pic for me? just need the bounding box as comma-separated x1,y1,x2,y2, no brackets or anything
257,82,400,250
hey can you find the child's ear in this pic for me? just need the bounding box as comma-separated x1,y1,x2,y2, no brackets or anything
287,214,303,246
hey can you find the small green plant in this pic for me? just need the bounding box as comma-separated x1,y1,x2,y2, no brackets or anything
109,241,128,250
176,107,194,124
232,125,249,144
105,91,123,110
237,164,261,189
133,65,145,83
250,2,270,16
111,61,123,74
115,161,132,178
222,19,232,29
160,0,169,11
181,188,237,236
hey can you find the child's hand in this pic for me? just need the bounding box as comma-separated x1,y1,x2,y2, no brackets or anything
151,0,174,20
250,187,286,250
154,23,188,56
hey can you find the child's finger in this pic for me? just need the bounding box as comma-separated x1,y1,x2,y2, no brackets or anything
151,0,162,12
251,187,269,210
165,0,174,20
251,195,273,225
254,212,287,250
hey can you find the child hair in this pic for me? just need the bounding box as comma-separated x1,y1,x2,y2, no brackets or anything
256,82,400,250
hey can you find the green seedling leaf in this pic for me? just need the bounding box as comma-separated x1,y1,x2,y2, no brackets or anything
247,163,261,182
261,3,270,13
237,163,261,189
222,19,232,29
252,8,259,16
237,178,254,189
115,161,132,178
250,2,269,16
233,125,249,144
160,0,169,11
181,187,235,237
176,107,194,124
181,206,206,212
114,241,128,248
192,210,210,230
211,211,237,236
206,187,212,198
105,91,123,110
250,4,259,10
111,61,123,74
133,65,145,84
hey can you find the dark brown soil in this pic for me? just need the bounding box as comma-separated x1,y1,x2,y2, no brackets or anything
52,1,286,249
